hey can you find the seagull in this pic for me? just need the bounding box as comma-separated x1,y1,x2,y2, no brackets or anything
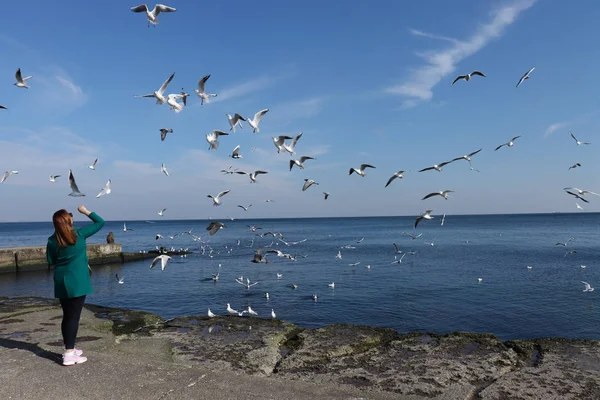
227,303,238,315
312,294,318,301
115,274,125,284
236,170,268,183
323,192,330,200
247,109,269,133
271,309,276,319
516,67,535,88
247,225,262,232
576,202,585,211
161,163,169,176
419,161,454,173
385,170,405,187
134,72,175,104
415,210,434,228
400,232,423,240
236,277,259,289
494,136,521,151
273,135,293,153
568,163,581,170
158,208,167,216
238,204,252,211
290,284,298,289
582,282,595,292
265,292,270,300
335,250,342,260
282,133,303,155
207,190,230,206
123,223,133,232
206,221,225,236
570,131,591,146
206,130,229,150
96,179,112,198
251,248,269,263
220,166,237,175
0,170,18,184
302,179,319,191
451,71,486,86
14,68,32,89
452,149,482,168
229,145,243,159
88,158,98,170
554,237,574,246
563,188,600,197
276,273,283,279
155,234,163,240
47,175,60,183
194,74,217,105
67,170,85,196
208,309,216,318
159,128,173,141
422,190,455,201
226,113,246,132
130,3,176,27
290,156,315,171
328,282,335,289
478,278,483,283
246,306,258,316
391,253,407,264
0,105,7,109
349,164,376,177
527,265,533,270
564,250,577,257
565,191,590,203
150,255,171,271
166,91,189,113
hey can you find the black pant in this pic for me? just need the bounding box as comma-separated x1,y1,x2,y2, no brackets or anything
59,295,86,350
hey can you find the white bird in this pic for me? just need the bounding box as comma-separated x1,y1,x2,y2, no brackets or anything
349,164,376,177
312,294,318,301
576,202,585,211
451,71,486,86
415,210,434,228
246,306,258,316
236,170,268,183
452,149,482,168
265,292,270,299
323,192,330,200
238,204,252,211
478,278,483,283
302,178,319,191
385,170,405,188
422,190,455,201
88,158,98,170
194,74,217,105
207,189,230,206
290,156,315,171
580,265,587,269
516,67,535,88
582,281,595,292
282,133,303,155
400,232,423,240
14,68,32,89
271,309,276,319
227,303,238,315
328,282,335,288
495,136,521,151
273,135,293,153
150,255,171,271
570,131,591,146
206,130,229,150
130,3,176,27
208,309,216,318
115,274,125,284
230,145,242,159
68,170,85,197
226,113,246,132
123,223,133,232
161,163,169,176
563,188,600,197
166,92,189,113
276,273,283,279
134,72,175,104
419,161,455,173
96,179,111,198
160,128,173,141
158,208,167,216
247,109,269,133
335,250,342,260
1,170,19,184
527,265,533,270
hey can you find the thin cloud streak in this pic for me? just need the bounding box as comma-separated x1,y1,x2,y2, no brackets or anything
212,66,297,104
544,122,568,137
386,0,536,108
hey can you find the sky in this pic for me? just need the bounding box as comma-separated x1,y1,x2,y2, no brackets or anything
1,0,599,222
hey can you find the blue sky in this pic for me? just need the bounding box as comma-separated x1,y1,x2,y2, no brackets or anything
1,0,599,222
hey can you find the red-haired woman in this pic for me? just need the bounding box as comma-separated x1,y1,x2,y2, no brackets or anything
46,205,104,366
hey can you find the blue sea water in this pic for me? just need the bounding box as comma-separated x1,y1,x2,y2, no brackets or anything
0,213,598,341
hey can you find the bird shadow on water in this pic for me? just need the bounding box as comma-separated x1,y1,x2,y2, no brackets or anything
0,337,63,365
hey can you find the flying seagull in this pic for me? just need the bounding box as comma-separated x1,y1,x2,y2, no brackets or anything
565,191,589,203
0,170,18,184
236,170,268,183
495,136,521,151
418,161,454,173
563,188,600,197
251,248,269,263
400,232,422,240
14,68,32,89
273,135,293,153
516,67,535,88
130,4,176,27
115,274,125,284
206,130,229,150
166,91,189,113
385,170,405,187
230,145,242,159
150,255,171,271
88,158,98,170
289,156,315,171
96,179,112,198
422,190,455,201
134,72,175,104
158,208,167,216
207,189,230,206
568,163,581,170
323,192,330,200
49,175,61,182
226,113,246,132
349,164,376,177
68,170,85,197
582,281,595,292
247,109,269,133
238,204,252,211
555,237,574,246
0,105,7,109
415,210,434,228
206,221,225,236
282,133,303,155
194,74,217,105
302,178,319,191
452,149,482,168
451,71,486,86
570,131,591,146
161,163,169,176
160,128,173,141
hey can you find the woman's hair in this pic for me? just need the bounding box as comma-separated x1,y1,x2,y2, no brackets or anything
53,209,77,247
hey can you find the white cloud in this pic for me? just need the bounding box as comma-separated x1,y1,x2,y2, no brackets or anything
268,97,326,126
544,122,568,137
386,0,536,107
212,66,297,104
34,70,88,111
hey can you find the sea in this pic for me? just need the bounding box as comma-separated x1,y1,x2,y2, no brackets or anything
0,213,598,341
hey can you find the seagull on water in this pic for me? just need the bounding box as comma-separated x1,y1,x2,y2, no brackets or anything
349,164,376,177
385,170,405,187
158,208,167,216
161,163,169,176
495,136,521,151
160,128,173,141
265,292,270,300
570,131,591,146
451,71,485,86
328,282,335,289
230,145,242,159
206,130,229,150
238,204,252,211
276,273,283,279
208,309,216,318
251,248,269,263
415,210,434,228
207,189,230,206
68,170,85,196
150,255,171,271
115,274,125,284
323,192,330,200
282,133,303,155
273,135,293,153
302,178,319,191
226,113,246,132
236,170,268,183
582,282,595,292
247,109,269,133
516,67,535,88
568,163,581,170
422,190,455,201
206,221,225,236
88,158,98,170
134,72,175,104
14,68,32,89
194,74,217,105
96,179,111,198
290,156,315,171
418,161,454,173
130,4,176,27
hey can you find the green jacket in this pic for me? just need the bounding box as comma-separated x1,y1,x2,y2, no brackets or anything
47,212,105,299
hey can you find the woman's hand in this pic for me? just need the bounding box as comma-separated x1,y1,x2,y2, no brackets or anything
77,205,91,216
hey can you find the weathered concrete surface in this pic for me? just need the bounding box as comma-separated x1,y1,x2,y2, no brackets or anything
1,297,599,400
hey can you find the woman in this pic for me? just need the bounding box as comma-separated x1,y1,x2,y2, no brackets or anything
46,205,104,366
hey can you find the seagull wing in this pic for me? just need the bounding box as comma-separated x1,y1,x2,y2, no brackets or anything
253,109,269,124
451,75,466,86
385,174,397,188
299,156,315,163
467,148,482,157
360,164,376,170
232,145,240,156
418,166,434,172
254,170,268,175
471,71,486,77
68,170,83,195
511,136,521,142
582,281,591,290
158,72,175,95
155,4,177,15
197,74,210,93
421,192,440,200
414,216,424,229
494,143,506,151
15,68,23,83
130,4,149,13
216,190,230,199
213,130,229,137
96,180,111,198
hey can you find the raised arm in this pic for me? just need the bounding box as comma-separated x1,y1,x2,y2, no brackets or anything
76,205,105,239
